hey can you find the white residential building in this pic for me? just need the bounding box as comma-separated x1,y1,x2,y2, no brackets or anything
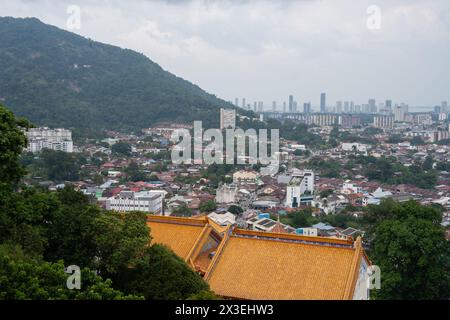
342,181,361,194
285,170,315,208
215,184,238,204
394,105,406,122
373,115,394,128
105,190,164,214
341,143,368,154
26,127,74,153
220,108,236,130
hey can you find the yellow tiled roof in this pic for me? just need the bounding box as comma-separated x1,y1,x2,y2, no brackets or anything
146,215,366,300
207,235,358,300
147,219,206,260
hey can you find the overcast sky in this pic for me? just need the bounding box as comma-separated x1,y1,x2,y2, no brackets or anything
1,0,450,109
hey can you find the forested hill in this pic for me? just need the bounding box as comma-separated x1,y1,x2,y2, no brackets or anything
0,17,238,133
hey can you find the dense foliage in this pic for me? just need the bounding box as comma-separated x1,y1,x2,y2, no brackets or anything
0,17,235,133
0,245,140,300
0,104,28,187
329,126,379,145
279,200,450,299
20,149,85,182
354,155,438,189
362,199,450,300
279,121,324,147
307,157,342,178
0,103,214,300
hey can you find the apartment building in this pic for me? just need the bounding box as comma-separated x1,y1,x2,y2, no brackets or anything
26,127,74,153
105,190,164,215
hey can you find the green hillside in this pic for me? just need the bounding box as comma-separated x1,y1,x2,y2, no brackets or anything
0,17,239,133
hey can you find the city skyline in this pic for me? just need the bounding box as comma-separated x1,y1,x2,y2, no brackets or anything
232,93,448,112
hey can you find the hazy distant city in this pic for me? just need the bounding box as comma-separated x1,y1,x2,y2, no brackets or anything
230,94,448,114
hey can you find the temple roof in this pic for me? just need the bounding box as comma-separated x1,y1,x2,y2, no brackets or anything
147,216,208,260
146,215,367,300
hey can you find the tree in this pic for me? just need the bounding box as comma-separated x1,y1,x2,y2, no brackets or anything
92,174,104,185
0,244,140,300
411,136,425,146
319,189,334,199
0,104,28,187
307,157,342,178
187,290,219,300
0,186,59,257
171,203,193,217
93,210,150,277
422,155,434,171
387,134,403,144
111,142,132,156
280,209,316,228
125,162,147,182
199,200,217,213
366,200,450,300
44,187,101,268
286,211,312,228
117,244,210,300
38,149,82,181
227,205,244,215
436,161,450,172
293,149,310,157
0,104,217,300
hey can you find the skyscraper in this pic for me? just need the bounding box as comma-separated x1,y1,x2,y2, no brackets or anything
336,101,343,114
385,100,392,109
434,105,442,114
344,101,349,113
242,98,246,109
272,101,277,112
320,93,326,113
289,95,294,113
303,102,311,114
369,99,377,113
442,101,448,113
395,105,405,122
258,101,263,112
234,98,239,107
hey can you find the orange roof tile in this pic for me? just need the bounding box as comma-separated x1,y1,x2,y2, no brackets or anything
147,219,206,260
206,235,358,300
145,215,368,300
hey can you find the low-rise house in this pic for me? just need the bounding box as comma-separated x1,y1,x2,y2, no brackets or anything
207,211,236,226
233,170,258,184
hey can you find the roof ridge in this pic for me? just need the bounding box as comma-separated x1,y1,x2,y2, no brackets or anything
185,224,213,263
343,236,363,300
204,225,233,281
147,215,207,226
233,228,353,246
232,234,354,249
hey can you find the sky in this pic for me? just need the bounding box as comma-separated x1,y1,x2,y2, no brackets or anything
1,0,450,109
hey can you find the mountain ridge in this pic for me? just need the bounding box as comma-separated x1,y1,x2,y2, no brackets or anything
0,16,241,133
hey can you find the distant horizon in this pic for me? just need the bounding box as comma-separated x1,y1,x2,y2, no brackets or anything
233,102,443,113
